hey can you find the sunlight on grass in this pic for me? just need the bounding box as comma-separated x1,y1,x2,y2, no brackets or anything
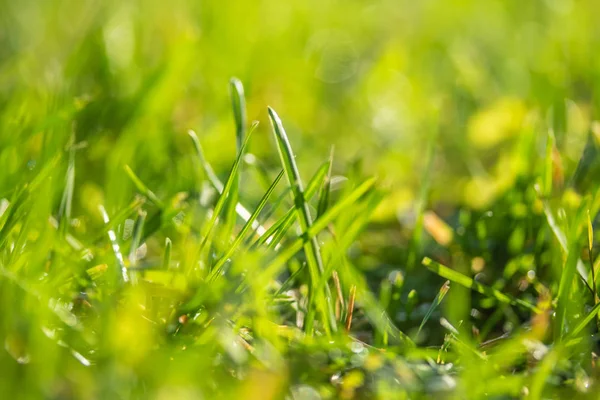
1,0,600,398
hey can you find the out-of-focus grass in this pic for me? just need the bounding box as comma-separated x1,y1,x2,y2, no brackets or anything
2,0,600,398
2,0,599,207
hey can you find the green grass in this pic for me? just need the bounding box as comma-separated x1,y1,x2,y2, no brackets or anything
2,1,600,398
2,78,600,400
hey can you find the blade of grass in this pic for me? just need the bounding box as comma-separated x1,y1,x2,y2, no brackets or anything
422,257,540,313
317,147,334,219
99,205,129,284
124,165,164,209
254,161,330,248
0,155,61,248
268,106,336,334
221,78,248,243
91,197,146,244
209,170,284,281
343,258,414,346
537,186,590,288
58,136,75,236
416,280,450,337
313,189,384,311
163,237,172,270
128,210,146,284
273,261,306,297
128,210,147,267
256,177,376,287
332,270,344,321
543,129,556,197
556,202,590,339
587,209,597,303
229,77,247,149
407,120,437,270
345,285,356,332
565,301,600,340
310,189,384,339
193,127,254,257
188,129,267,237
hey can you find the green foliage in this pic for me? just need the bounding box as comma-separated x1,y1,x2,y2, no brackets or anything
1,0,600,398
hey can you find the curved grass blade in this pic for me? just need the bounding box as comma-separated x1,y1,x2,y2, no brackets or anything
188,129,223,192
124,165,164,209
565,301,600,340
209,170,285,281
254,161,330,248
229,77,247,149
0,155,61,248
268,106,336,334
221,78,248,242
555,201,591,339
317,147,334,219
344,258,414,346
422,257,540,313
416,280,450,337
313,189,384,310
188,129,267,237
257,177,377,286
194,127,254,254
91,197,146,243
266,214,297,250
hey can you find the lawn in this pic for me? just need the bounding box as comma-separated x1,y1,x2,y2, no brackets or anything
1,0,600,398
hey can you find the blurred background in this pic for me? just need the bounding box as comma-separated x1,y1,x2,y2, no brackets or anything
2,0,600,397
1,0,599,213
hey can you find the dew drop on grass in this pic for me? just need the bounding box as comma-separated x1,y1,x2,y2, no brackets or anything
350,341,364,354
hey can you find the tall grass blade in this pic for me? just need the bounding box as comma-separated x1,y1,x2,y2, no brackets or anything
58,136,76,236
229,78,247,149
188,129,267,237
268,106,336,334
124,165,164,209
255,161,330,248
422,257,540,313
565,301,600,339
209,170,284,280
537,183,590,287
317,147,334,219
345,285,356,332
556,202,590,338
129,210,147,267
221,78,248,242
194,128,254,255
407,122,437,269
417,280,450,337
259,177,376,283
0,155,61,248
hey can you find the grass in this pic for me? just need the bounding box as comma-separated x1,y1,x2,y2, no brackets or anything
2,78,600,399
2,1,600,398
